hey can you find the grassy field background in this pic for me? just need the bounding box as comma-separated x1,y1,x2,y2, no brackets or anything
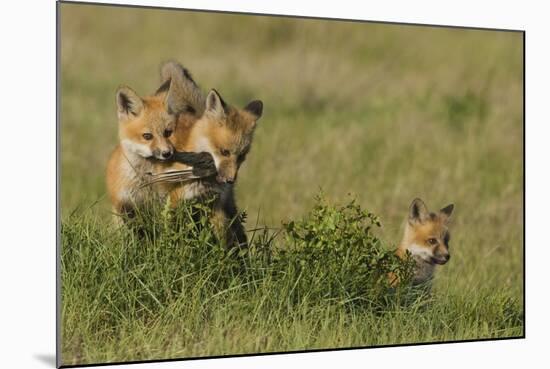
59,3,524,366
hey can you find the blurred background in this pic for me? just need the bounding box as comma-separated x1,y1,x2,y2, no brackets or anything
60,3,523,295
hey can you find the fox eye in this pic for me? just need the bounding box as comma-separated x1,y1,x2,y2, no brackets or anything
220,149,231,157
142,133,153,140
163,129,173,138
427,238,438,246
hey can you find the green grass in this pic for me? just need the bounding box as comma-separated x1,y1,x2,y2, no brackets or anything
59,3,524,366
61,196,521,365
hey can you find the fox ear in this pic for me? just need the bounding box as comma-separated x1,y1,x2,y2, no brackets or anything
160,61,184,84
244,100,263,120
116,86,143,121
409,198,429,224
205,89,227,118
440,204,454,223
162,62,194,115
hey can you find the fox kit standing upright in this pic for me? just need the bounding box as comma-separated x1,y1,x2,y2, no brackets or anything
393,198,454,286
106,64,204,220
156,63,263,247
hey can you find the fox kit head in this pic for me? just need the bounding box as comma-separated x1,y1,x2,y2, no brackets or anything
115,67,194,161
401,198,454,266
189,89,263,184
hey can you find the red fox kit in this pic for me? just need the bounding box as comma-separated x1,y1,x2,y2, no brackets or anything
155,64,263,247
106,63,203,220
393,198,454,286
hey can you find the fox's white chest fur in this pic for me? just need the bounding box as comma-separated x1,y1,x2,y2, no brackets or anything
117,150,158,204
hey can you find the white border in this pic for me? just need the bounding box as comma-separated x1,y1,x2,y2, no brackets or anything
1,1,548,368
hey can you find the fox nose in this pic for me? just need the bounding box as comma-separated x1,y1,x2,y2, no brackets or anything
161,150,173,159
216,175,235,184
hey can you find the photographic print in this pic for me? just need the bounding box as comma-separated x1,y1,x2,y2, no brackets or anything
58,1,524,366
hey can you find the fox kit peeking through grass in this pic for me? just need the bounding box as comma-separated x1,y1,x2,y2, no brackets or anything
155,63,263,247
106,63,204,220
392,198,454,286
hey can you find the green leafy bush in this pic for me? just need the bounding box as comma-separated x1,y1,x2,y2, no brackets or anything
272,194,414,308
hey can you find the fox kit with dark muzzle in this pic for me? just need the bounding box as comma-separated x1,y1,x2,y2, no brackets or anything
163,85,263,248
